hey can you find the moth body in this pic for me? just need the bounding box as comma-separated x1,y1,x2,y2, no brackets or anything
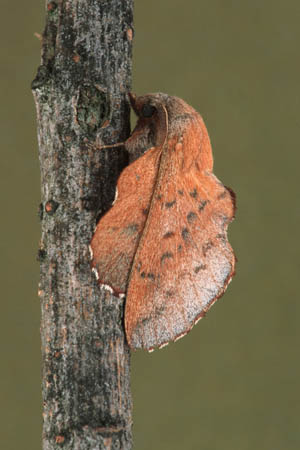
91,93,236,351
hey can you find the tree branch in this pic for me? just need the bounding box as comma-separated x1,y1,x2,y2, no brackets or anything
32,1,134,449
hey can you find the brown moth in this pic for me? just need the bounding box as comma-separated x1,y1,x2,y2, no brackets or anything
90,93,236,351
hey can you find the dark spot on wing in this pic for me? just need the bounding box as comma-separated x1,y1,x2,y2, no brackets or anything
165,290,175,297
163,231,175,239
176,113,193,121
165,200,176,208
154,305,166,317
194,264,207,273
123,223,139,236
219,214,229,226
178,189,184,196
187,211,197,223
217,190,227,200
189,188,198,198
147,273,155,281
141,316,151,325
216,233,227,244
182,228,190,240
199,200,208,211
161,252,174,264
140,271,146,278
157,194,162,200
202,240,214,256
178,244,182,252
139,305,166,325
142,208,149,216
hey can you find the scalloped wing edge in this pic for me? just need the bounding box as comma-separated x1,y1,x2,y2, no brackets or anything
138,252,237,352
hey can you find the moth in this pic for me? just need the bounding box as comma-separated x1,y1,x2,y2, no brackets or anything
90,92,236,351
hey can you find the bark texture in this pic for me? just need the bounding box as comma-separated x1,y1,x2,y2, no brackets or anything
32,1,133,449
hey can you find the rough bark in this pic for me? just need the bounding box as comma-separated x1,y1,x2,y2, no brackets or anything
32,1,133,449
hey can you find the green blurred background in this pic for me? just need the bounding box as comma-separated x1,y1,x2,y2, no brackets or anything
1,1,299,449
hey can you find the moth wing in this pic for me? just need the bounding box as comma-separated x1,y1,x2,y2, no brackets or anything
125,135,236,350
90,146,161,294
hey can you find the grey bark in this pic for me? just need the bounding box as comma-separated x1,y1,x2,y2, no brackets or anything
32,1,134,449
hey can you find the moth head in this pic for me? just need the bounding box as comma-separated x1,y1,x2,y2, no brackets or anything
128,92,161,119
128,92,168,148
